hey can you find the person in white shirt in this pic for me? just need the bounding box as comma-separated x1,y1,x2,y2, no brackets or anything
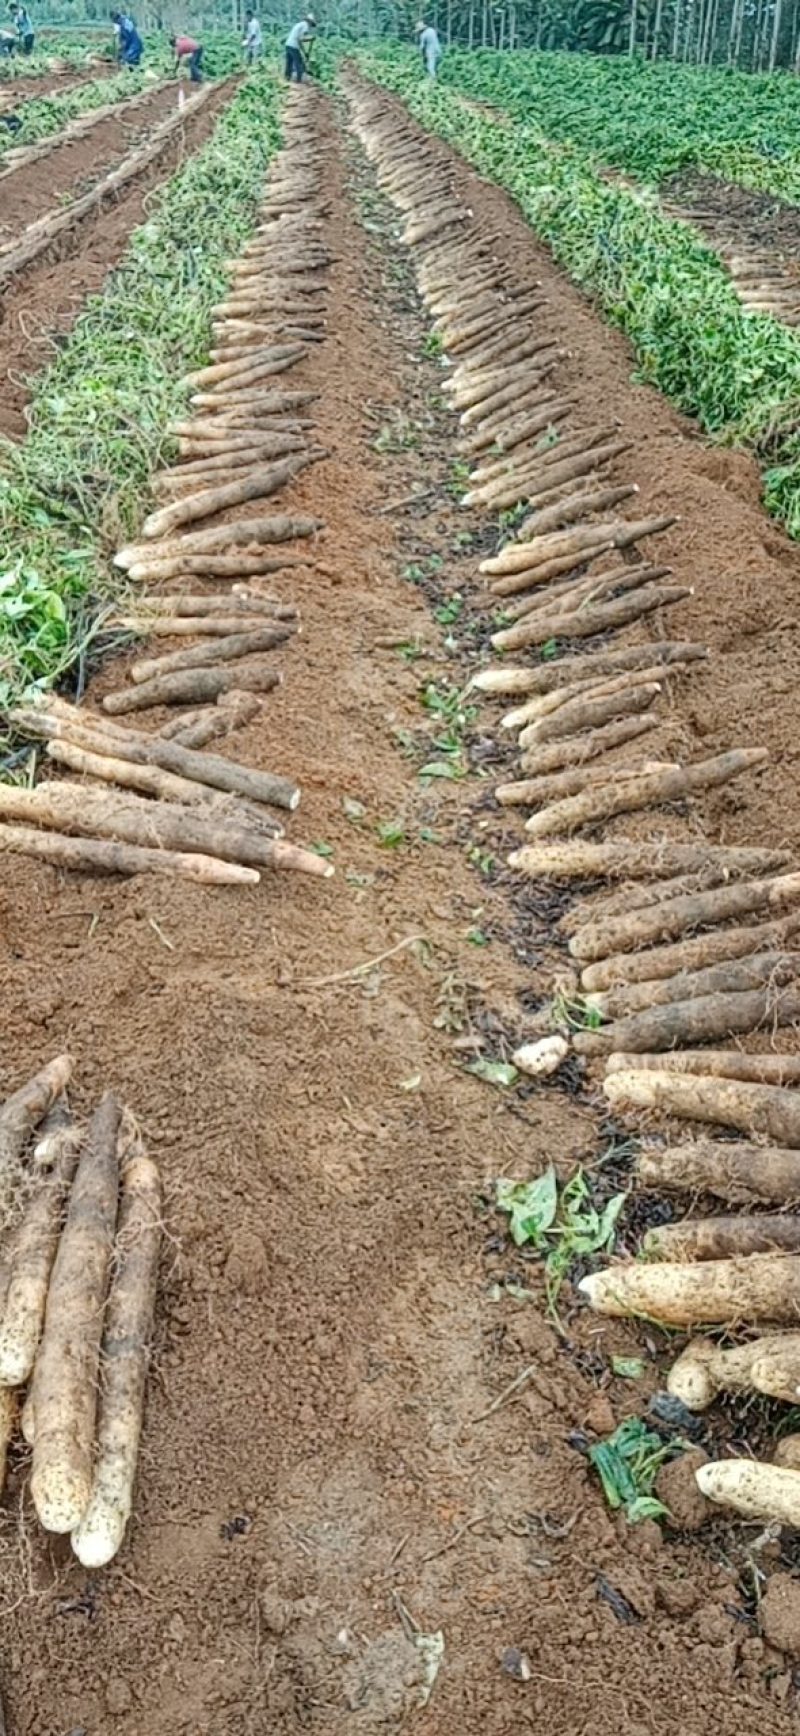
285,13,315,81
416,19,442,77
243,8,262,62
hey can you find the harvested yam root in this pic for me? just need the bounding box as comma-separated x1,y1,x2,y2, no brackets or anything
696,1460,800,1527
576,982,800,1057
31,1094,122,1533
592,953,800,1020
637,1140,800,1204
471,641,706,699
570,866,799,965
580,913,800,994
608,1049,800,1085
0,821,259,887
504,840,784,882
580,1249,800,1323
524,749,767,841
103,664,281,715
606,1069,800,1146
0,1106,80,1386
130,625,294,685
667,1333,800,1407
72,1145,162,1568
645,1216,800,1262
0,782,332,880
0,1055,73,1220
517,715,660,779
14,702,300,812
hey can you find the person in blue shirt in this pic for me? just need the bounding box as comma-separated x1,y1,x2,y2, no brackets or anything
416,19,442,77
284,13,314,81
110,10,143,66
9,4,34,52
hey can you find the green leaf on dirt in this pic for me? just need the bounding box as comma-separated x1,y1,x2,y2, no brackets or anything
496,1167,558,1246
419,758,465,781
400,1072,423,1092
466,926,489,946
376,819,406,847
467,1057,519,1088
588,1417,676,1524
419,826,442,844
494,1166,628,1314
310,841,334,859
611,1356,646,1380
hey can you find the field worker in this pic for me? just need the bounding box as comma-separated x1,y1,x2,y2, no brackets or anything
284,13,314,82
416,19,441,77
171,30,203,81
110,10,142,65
243,8,262,63
10,4,34,53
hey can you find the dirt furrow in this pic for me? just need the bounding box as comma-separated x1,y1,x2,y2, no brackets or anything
0,81,234,440
2,81,800,1736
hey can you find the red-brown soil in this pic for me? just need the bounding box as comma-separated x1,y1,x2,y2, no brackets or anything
0,80,235,439
0,65,104,106
2,83,800,1736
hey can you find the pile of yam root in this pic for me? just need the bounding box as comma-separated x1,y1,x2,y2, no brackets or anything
347,75,800,1530
4,88,334,891
0,1055,160,1567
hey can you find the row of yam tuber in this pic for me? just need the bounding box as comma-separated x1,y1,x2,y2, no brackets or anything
0,1055,160,1567
6,104,336,890
347,75,800,1531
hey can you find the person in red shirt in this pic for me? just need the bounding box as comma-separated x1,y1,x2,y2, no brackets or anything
170,31,203,81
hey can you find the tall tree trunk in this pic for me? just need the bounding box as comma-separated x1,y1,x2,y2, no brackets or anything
672,0,683,56
770,0,783,65
651,0,664,56
628,0,637,53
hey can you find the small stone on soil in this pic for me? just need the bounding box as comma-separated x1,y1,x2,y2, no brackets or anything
501,1646,532,1681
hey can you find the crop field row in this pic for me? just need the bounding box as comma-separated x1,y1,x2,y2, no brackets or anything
433,46,800,197
358,47,800,536
6,35,800,1736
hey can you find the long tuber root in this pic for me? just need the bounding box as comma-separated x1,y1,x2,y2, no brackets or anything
0,1055,73,1221
0,1110,80,1386
503,840,783,882
696,1460,800,1527
605,1069,800,1146
645,1216,800,1262
72,1146,162,1568
525,749,767,841
31,1093,122,1533
579,1250,800,1323
608,1049,800,1085
637,1140,800,1204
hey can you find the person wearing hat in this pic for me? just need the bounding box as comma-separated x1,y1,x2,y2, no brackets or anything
284,12,315,81
416,18,441,77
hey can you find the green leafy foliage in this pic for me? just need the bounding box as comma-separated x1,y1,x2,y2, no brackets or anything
589,1417,678,1523
496,1166,626,1309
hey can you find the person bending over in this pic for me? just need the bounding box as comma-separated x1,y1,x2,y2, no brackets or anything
284,13,314,81
171,30,203,81
9,4,34,54
110,10,143,66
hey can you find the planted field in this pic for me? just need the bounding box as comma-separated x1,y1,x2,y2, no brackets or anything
6,42,800,1736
